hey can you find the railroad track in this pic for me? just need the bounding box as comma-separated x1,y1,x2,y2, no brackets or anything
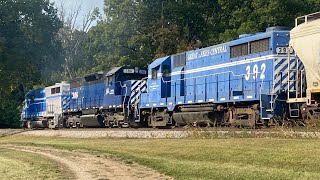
4,126,320,132
4,127,320,140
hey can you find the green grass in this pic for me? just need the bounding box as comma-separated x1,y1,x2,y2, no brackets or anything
0,148,66,180
1,136,320,179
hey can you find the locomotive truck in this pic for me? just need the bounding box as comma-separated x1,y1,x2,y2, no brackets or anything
21,12,320,128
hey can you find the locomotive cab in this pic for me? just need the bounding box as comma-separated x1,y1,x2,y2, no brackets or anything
102,66,147,127
21,88,47,128
46,82,70,129
103,66,147,107
143,56,172,106
139,56,177,127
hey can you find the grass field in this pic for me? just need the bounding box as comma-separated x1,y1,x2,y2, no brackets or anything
0,148,66,180
1,136,320,180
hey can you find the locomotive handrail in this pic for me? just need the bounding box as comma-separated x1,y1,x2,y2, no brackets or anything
157,70,271,105
295,11,320,26
117,81,128,115
160,70,261,83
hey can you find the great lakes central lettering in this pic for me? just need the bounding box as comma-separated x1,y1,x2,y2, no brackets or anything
187,45,227,61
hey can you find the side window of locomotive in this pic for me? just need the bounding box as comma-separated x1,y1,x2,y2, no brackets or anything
51,88,56,94
173,53,186,68
56,87,60,94
162,65,170,77
51,87,61,95
250,38,270,54
152,66,159,80
107,76,113,86
230,43,249,58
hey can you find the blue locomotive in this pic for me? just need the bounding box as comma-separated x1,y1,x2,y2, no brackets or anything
138,26,303,127
22,88,46,128
21,82,70,128
22,12,320,128
62,66,147,128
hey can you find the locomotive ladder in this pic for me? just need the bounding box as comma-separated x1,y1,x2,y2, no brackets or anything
287,47,305,117
261,80,278,120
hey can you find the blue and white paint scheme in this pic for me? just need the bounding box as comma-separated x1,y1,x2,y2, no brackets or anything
21,82,71,128
21,88,46,120
139,27,305,121
46,82,70,117
102,67,147,109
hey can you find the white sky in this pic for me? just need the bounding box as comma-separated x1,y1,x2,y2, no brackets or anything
50,0,105,28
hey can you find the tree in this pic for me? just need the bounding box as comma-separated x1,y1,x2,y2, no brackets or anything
83,0,320,74
217,0,320,42
56,3,101,79
0,0,62,127
86,0,217,70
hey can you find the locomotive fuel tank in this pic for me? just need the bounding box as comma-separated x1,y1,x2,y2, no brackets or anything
27,120,47,129
79,115,104,127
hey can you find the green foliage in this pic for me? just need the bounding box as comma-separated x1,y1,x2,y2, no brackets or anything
216,0,320,42
0,0,62,127
82,0,320,73
0,148,66,179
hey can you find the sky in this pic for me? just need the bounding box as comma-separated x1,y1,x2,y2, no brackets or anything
50,0,105,28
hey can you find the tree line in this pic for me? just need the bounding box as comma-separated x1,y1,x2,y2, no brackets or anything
0,0,319,127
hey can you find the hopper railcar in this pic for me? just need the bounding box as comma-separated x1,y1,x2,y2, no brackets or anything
289,12,320,125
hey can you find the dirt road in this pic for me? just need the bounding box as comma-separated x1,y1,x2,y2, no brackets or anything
2,145,172,180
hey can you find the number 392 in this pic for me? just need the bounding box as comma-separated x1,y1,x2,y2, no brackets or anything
245,63,266,81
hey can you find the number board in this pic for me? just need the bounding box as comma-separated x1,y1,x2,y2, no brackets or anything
139,70,147,74
123,69,135,73
276,47,294,54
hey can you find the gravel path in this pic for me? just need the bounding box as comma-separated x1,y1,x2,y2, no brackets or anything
0,129,26,137
2,145,172,180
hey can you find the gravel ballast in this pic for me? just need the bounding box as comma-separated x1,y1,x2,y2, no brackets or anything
3,128,320,139
21,129,189,139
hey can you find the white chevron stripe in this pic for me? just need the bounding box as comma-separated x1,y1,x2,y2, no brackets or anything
273,57,303,93
274,59,289,75
130,80,147,105
131,81,140,90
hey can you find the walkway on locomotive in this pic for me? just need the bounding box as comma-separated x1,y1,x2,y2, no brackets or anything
139,27,305,118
